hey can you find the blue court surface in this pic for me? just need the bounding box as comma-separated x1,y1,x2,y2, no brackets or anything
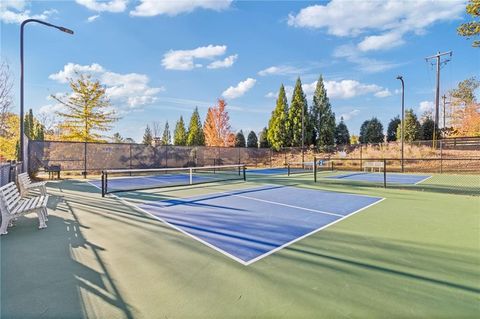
327,172,431,185
246,167,290,175
136,185,383,265
90,174,214,192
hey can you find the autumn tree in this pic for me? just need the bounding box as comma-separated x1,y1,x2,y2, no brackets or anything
203,99,232,147
52,74,118,142
448,77,480,136
0,61,13,138
187,107,205,146
226,132,236,147
247,131,258,148
0,113,19,160
287,78,309,147
457,0,480,47
143,125,153,145
235,130,246,147
267,84,289,150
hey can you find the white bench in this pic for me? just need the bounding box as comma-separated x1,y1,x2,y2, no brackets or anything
363,161,384,172
17,173,47,197
0,182,48,235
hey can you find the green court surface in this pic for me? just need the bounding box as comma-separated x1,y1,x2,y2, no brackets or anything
1,173,479,318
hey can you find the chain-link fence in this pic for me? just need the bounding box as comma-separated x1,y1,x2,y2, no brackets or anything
27,138,480,176
0,162,23,187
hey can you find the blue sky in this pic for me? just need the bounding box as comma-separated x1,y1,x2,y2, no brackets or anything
1,0,478,142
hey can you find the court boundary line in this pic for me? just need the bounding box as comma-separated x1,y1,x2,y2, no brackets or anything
414,175,433,185
244,197,386,265
327,172,433,185
87,181,385,266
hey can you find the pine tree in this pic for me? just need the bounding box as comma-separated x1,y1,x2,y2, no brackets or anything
311,75,335,150
143,125,153,145
161,121,171,145
359,120,370,144
247,131,258,148
186,107,205,146
24,109,35,139
361,118,384,143
287,78,308,147
112,132,124,143
267,84,289,150
259,127,270,148
52,74,118,142
173,116,187,145
397,109,420,142
235,130,246,147
203,99,231,147
334,117,350,146
420,115,438,140
387,116,401,142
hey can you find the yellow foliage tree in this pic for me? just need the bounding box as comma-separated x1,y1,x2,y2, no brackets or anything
0,113,19,161
203,99,232,147
52,74,118,142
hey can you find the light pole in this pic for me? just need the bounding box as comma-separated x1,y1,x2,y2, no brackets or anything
396,75,405,173
20,19,74,170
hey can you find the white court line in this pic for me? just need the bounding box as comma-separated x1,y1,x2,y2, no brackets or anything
245,197,386,265
414,175,433,185
86,181,386,266
232,194,343,217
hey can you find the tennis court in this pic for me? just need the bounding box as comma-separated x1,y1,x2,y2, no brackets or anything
134,185,383,264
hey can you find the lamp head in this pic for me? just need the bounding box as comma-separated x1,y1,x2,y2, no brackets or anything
58,27,74,34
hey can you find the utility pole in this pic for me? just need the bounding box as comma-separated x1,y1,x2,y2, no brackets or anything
425,51,452,146
441,95,450,129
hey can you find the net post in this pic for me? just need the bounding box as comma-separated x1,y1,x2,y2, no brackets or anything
383,159,387,188
189,168,193,185
331,160,334,171
313,156,317,183
243,165,246,181
101,171,105,197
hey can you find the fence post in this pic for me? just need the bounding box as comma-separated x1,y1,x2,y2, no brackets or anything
440,140,443,174
83,141,87,179
269,149,272,168
129,144,132,169
360,144,363,171
383,159,387,188
313,156,317,183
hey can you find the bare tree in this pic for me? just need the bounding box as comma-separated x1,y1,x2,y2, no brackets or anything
0,61,14,137
152,121,161,138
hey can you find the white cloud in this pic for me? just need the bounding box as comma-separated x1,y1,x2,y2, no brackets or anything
374,89,392,98
49,63,165,109
49,63,105,83
339,109,360,121
207,54,238,69
131,0,232,17
358,31,405,52
162,45,228,70
0,1,57,24
258,65,302,76
285,79,389,100
419,101,434,113
333,44,401,73
87,14,100,22
265,92,276,98
288,0,464,51
75,0,127,13
222,78,256,99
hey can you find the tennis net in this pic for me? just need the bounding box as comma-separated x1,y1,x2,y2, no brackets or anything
101,164,246,196
287,161,316,175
